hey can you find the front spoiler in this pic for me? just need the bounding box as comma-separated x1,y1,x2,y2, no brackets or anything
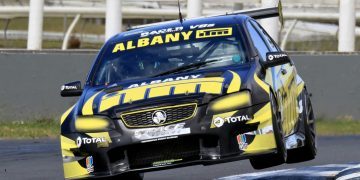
67,149,277,180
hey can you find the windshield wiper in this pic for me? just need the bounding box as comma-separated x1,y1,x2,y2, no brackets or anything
152,60,218,77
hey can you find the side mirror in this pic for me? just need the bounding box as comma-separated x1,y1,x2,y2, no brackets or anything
60,81,83,97
262,52,292,69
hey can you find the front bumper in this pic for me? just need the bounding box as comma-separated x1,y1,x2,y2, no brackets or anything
61,102,277,179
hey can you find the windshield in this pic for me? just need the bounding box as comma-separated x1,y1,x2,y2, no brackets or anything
92,25,247,86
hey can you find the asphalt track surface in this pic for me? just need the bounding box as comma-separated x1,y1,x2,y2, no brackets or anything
0,136,359,180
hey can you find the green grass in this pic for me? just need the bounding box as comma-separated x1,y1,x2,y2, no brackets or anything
0,17,104,49
0,17,105,34
0,39,103,49
316,119,360,136
0,119,59,139
0,119,359,139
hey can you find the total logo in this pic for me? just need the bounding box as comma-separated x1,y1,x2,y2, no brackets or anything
212,115,251,128
76,137,106,148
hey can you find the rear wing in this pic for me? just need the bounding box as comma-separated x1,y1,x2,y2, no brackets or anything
130,1,283,30
225,7,279,19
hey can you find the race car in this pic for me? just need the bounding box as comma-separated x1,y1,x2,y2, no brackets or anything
60,6,316,180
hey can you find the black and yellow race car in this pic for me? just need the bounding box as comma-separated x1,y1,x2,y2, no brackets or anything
60,6,316,180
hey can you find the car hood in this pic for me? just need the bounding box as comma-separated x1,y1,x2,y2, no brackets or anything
79,67,252,116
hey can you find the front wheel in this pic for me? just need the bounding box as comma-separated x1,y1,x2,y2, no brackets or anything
250,93,287,170
287,90,317,163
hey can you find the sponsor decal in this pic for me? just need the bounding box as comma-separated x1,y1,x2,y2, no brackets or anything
152,110,167,125
134,123,190,140
211,115,251,128
268,55,274,61
140,24,215,37
76,137,106,148
268,53,287,60
141,27,184,37
112,27,232,53
213,117,225,128
61,85,77,91
196,27,232,39
127,74,201,89
152,158,183,167
86,156,94,173
237,134,248,150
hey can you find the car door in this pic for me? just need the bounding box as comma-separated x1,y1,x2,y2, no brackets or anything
247,20,298,136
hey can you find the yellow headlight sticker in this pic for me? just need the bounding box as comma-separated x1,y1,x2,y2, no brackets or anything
75,117,110,132
196,27,233,39
209,91,251,113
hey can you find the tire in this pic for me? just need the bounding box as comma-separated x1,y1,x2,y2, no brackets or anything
250,93,287,170
287,90,317,163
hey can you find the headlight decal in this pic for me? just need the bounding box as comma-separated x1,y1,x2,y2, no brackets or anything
75,116,114,133
209,91,251,113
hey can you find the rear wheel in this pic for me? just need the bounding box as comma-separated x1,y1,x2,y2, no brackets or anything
287,90,316,163
250,93,287,170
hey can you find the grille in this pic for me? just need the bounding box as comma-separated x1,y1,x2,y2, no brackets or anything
127,137,200,169
120,103,197,128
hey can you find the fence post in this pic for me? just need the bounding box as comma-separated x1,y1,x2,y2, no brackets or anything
260,0,279,43
338,0,355,52
105,0,122,41
187,0,202,18
27,0,44,50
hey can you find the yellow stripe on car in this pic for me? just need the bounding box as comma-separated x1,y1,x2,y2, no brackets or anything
60,135,78,150
297,81,305,96
227,71,241,94
247,102,273,129
63,161,89,179
93,77,224,113
244,134,276,153
61,105,75,125
148,86,172,98
82,92,101,115
254,73,270,94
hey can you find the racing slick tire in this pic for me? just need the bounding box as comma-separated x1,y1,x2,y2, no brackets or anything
250,93,287,170
287,90,317,163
